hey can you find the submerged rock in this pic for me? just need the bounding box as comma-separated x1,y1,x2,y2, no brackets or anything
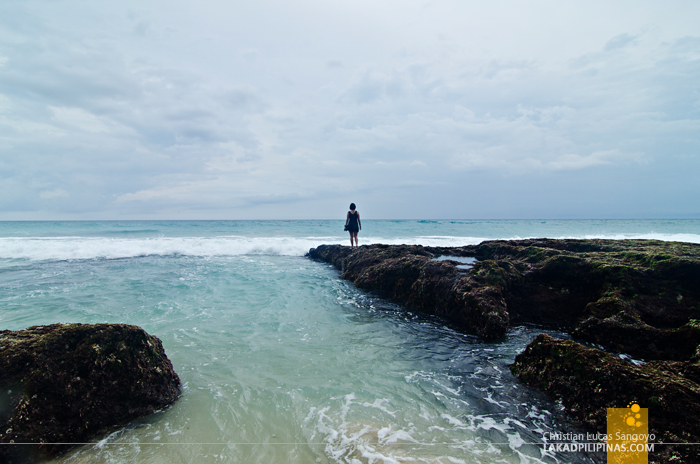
511,334,700,463
0,323,180,462
308,239,700,360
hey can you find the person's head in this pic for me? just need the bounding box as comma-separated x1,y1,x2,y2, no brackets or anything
349,203,356,211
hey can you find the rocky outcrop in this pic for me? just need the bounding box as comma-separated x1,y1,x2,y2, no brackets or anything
0,323,180,462
511,334,700,463
309,239,700,462
308,239,700,360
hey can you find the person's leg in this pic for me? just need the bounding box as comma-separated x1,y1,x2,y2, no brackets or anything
349,232,354,247
353,232,359,247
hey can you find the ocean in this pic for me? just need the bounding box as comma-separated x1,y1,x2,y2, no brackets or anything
1,219,699,463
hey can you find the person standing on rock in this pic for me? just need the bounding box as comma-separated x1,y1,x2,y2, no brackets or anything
345,203,361,248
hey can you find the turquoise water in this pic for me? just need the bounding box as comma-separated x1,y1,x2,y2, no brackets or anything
2,220,699,463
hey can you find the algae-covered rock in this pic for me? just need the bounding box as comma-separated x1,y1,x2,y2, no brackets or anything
511,334,700,463
309,239,700,461
0,323,180,462
308,239,700,358
308,244,510,339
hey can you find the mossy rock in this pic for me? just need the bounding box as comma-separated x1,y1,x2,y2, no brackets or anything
308,240,700,462
511,334,700,464
308,239,700,352
0,323,180,462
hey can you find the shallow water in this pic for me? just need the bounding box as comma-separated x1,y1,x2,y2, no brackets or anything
4,219,694,463
1,254,595,463
432,256,478,270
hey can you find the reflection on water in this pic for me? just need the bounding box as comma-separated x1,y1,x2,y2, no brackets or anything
432,255,478,271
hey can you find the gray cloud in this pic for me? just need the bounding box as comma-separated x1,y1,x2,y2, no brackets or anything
604,33,638,51
0,0,699,219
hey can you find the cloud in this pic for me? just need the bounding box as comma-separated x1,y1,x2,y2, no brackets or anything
0,0,699,219
51,106,111,133
39,188,69,199
604,33,638,51
339,68,409,105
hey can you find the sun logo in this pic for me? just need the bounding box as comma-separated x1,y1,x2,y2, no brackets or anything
625,401,643,427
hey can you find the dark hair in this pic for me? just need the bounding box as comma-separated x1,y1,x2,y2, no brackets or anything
349,203,356,211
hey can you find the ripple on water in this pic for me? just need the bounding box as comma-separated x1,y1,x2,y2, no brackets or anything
0,255,602,463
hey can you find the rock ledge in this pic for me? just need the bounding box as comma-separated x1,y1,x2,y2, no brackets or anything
308,239,700,360
308,239,700,462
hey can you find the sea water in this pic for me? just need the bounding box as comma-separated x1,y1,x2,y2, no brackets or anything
1,220,698,463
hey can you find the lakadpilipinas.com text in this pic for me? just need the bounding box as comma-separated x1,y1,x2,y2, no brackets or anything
542,432,655,453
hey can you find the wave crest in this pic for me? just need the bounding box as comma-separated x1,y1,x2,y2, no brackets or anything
1,233,699,261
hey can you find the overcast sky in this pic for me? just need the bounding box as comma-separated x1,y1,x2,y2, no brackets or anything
1,0,699,220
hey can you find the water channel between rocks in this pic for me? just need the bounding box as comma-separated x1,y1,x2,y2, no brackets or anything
0,254,601,463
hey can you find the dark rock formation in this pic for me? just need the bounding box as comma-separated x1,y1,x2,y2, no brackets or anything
308,239,700,462
511,334,700,463
308,239,700,361
308,244,510,339
0,323,180,462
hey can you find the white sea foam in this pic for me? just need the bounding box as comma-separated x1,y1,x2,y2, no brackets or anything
0,235,486,261
576,232,700,243
1,231,698,262
0,236,340,261
373,232,700,246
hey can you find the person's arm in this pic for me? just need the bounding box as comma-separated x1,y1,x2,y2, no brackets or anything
346,211,350,226
358,212,361,230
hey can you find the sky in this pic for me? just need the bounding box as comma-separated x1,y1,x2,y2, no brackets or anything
0,0,699,220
